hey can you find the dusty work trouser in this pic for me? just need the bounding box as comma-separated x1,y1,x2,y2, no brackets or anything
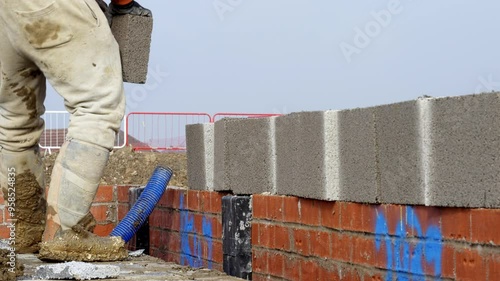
0,0,125,245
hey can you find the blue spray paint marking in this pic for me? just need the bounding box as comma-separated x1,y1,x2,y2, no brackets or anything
179,193,214,269
375,206,443,281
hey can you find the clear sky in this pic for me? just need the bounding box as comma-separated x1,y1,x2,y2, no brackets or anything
45,0,500,116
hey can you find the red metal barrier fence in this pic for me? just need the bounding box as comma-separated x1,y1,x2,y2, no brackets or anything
126,112,211,151
41,112,281,151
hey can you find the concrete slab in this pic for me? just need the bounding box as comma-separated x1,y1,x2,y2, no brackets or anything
275,111,340,200
111,14,153,84
34,262,120,280
221,117,276,194
374,100,424,205
423,93,500,207
186,123,214,191
337,107,378,203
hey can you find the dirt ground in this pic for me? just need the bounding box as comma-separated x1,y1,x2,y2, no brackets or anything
42,146,188,187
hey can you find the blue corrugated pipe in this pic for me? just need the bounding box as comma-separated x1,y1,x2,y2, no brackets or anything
110,166,173,242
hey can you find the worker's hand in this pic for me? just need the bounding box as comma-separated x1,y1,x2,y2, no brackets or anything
110,1,152,17
95,0,112,26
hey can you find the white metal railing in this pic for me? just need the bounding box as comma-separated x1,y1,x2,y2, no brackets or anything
40,111,126,151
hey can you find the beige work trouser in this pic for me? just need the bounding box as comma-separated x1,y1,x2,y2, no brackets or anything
0,0,125,152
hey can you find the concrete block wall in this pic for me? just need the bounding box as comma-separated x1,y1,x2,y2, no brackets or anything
188,92,500,208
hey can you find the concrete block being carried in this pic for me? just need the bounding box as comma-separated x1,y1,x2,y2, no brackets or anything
111,14,153,84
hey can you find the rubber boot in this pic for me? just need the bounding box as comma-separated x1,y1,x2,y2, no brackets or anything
39,140,128,262
0,147,46,254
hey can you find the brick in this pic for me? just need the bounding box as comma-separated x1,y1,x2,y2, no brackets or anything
167,231,181,253
150,228,161,248
331,232,352,263
340,202,364,232
117,185,130,203
111,14,153,83
212,240,224,264
318,263,340,281
252,223,259,245
310,231,330,259
93,223,115,237
252,249,268,274
268,252,284,278
149,209,162,227
319,200,340,230
210,192,224,214
471,208,500,245
299,198,320,226
159,188,175,208
211,216,223,239
90,205,114,223
383,204,403,235
186,123,214,191
293,228,310,256
361,204,378,234
267,196,283,221
173,188,187,210
187,190,200,211
117,203,128,221
300,260,319,281
442,208,471,242
284,255,301,281
352,237,376,267
456,249,487,281
94,185,114,203
440,244,455,279
253,194,267,219
488,253,500,281
0,227,9,239
273,225,290,251
194,214,203,234
199,191,211,213
259,224,272,248
283,196,300,223
406,205,441,238
363,272,384,281
275,111,341,201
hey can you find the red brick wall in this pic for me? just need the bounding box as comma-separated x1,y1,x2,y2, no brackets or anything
148,188,225,272
252,194,500,281
1,186,499,281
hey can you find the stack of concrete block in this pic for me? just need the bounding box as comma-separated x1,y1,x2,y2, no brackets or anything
185,92,500,208
214,118,277,194
186,124,215,190
111,14,153,84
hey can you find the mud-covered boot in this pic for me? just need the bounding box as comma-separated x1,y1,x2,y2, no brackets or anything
0,147,46,253
40,139,127,261
39,215,127,262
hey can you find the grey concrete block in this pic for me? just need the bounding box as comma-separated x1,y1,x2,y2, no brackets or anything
424,93,500,207
337,107,378,203
186,123,214,191
35,262,120,280
374,100,424,205
214,118,230,191
215,117,276,194
275,111,340,200
111,14,153,84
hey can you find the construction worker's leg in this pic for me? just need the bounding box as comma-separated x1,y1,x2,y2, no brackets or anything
0,0,126,260
0,18,47,254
